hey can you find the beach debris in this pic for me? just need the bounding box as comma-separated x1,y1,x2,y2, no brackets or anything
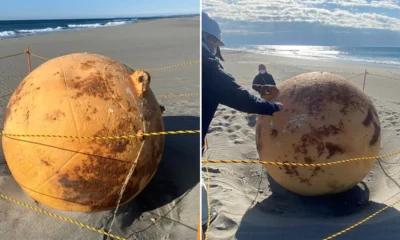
256,71,381,196
2,53,165,212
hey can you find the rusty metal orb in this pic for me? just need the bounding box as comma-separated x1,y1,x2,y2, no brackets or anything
256,72,381,196
2,53,165,212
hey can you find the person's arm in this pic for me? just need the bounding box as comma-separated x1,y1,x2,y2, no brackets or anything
205,67,280,115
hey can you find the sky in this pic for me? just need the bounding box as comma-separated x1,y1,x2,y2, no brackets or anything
0,0,200,20
202,0,400,47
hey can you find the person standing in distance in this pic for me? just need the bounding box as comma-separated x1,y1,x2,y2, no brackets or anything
252,64,277,96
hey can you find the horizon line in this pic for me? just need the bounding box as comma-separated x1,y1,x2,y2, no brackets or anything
0,13,200,21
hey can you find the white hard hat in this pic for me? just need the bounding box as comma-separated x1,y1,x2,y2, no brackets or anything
202,11,225,46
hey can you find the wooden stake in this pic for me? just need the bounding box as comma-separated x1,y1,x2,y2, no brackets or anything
363,69,367,91
25,47,31,73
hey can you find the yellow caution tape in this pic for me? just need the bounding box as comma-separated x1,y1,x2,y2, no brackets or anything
1,130,200,140
202,149,400,167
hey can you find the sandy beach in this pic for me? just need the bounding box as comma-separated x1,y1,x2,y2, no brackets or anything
203,50,400,239
0,17,200,240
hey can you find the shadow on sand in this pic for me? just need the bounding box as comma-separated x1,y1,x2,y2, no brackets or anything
111,115,200,234
235,174,400,240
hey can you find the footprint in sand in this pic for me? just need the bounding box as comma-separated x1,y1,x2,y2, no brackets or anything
386,116,393,121
214,217,237,231
384,110,393,115
234,139,245,144
202,167,221,174
215,108,226,115
227,128,235,134
227,124,242,133
227,124,246,142
228,134,240,141
241,128,253,137
208,126,224,134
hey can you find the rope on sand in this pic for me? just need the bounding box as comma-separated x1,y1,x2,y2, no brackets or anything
0,193,126,240
0,52,25,60
323,198,400,240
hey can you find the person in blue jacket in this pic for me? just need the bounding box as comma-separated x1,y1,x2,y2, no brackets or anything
201,11,283,150
201,12,283,237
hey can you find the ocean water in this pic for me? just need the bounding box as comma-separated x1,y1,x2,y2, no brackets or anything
0,14,197,40
224,45,400,68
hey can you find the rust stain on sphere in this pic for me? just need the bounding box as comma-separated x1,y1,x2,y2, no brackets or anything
2,53,165,212
256,72,381,196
